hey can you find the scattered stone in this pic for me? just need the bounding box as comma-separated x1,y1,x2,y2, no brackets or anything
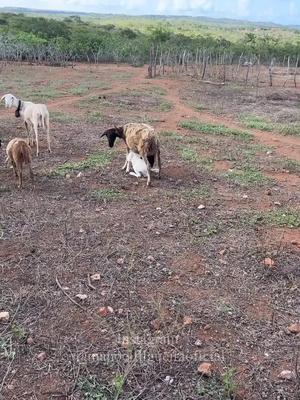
95,207,102,212
287,323,300,334
0,311,10,321
164,375,174,385
156,207,162,211
79,228,85,233
37,352,47,362
121,336,130,349
107,306,114,314
195,339,203,347
266,190,272,196
147,255,155,262
76,294,87,301
98,306,114,317
277,370,295,381
198,362,212,377
65,173,71,179
27,336,34,345
117,258,124,265
150,318,161,330
90,273,101,281
76,172,83,178
242,194,248,199
198,204,206,210
274,201,281,206
266,151,273,156
219,249,227,256
263,258,275,268
155,231,160,235
183,316,193,326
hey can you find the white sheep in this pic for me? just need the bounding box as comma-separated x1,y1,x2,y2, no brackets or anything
1,93,51,156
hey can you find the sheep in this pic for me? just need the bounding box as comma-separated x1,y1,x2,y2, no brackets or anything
126,150,148,178
100,122,161,186
6,138,33,188
1,93,50,156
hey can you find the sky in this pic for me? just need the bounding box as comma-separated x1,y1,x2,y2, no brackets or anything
1,0,300,25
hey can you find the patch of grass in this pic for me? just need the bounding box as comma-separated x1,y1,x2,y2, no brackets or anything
225,167,268,186
158,100,173,111
53,152,113,176
0,339,15,360
86,110,103,124
240,114,300,136
70,85,90,96
196,370,237,399
51,111,81,124
146,86,167,96
90,188,122,202
180,120,252,141
280,158,300,174
250,210,300,228
240,114,273,131
217,302,235,316
11,323,26,340
181,146,214,170
160,130,183,141
77,376,110,400
181,186,211,199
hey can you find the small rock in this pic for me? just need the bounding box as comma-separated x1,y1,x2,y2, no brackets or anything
195,339,203,347
198,204,206,210
117,258,124,265
242,194,248,199
95,207,102,212
76,172,83,178
287,323,300,334
0,311,10,321
150,318,161,330
219,249,227,256
155,231,160,235
274,202,281,206
27,336,34,345
90,273,101,281
98,306,114,317
156,207,162,211
37,352,47,362
65,174,71,179
183,316,193,326
121,336,130,349
263,258,275,268
164,375,174,385
76,294,87,301
79,228,85,233
198,362,212,377
147,255,155,262
277,370,294,381
266,190,272,196
266,150,273,156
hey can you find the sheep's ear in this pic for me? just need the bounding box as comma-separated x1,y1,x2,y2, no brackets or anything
100,132,107,138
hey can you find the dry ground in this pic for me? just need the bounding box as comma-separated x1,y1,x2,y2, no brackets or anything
0,63,299,400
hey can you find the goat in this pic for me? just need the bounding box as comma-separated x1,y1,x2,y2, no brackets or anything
127,150,148,178
1,93,50,156
6,138,33,188
100,123,161,186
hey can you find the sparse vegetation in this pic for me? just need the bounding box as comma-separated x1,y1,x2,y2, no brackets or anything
180,120,252,141
250,210,300,228
53,152,114,176
240,114,300,136
90,188,122,201
225,167,269,186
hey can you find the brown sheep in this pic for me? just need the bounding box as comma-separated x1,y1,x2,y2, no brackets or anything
100,123,161,186
6,138,33,188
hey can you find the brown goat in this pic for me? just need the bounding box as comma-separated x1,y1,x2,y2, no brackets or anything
6,138,33,188
100,123,161,186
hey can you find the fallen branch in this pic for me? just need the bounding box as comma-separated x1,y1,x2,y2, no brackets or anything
55,276,86,311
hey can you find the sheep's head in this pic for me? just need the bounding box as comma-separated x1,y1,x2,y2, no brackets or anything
100,126,124,148
0,94,18,109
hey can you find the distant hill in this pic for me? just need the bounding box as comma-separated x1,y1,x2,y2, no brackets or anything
1,6,299,30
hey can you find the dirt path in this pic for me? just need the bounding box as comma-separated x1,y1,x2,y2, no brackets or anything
48,65,300,162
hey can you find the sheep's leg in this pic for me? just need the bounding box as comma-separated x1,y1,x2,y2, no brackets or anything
33,123,39,157
157,148,161,179
12,161,18,177
16,162,22,188
45,115,51,153
25,121,33,146
29,165,34,182
143,156,151,186
122,147,130,171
